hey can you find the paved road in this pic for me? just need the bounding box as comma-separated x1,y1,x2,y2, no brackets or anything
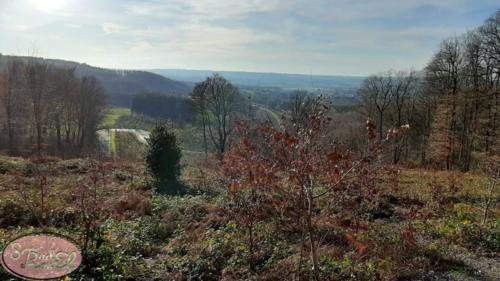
96,129,150,155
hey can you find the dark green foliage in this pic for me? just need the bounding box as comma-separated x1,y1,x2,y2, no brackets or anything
132,92,193,124
146,122,184,195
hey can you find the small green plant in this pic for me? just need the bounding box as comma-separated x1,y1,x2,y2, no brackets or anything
146,121,184,195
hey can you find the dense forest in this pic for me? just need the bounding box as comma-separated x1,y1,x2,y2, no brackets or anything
131,92,192,124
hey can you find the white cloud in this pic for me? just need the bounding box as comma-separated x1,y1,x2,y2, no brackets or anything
101,22,127,34
124,0,283,19
30,0,67,13
9,24,34,32
129,41,154,52
64,23,82,29
0,0,496,75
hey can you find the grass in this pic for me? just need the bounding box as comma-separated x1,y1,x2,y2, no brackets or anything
100,107,206,153
181,150,206,165
100,107,131,129
400,169,493,200
114,131,146,160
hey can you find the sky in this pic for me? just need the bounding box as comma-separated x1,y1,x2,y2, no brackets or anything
0,0,498,76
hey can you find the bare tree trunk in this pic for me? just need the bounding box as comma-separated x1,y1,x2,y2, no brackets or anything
6,94,15,155
448,94,457,170
295,223,306,281
378,111,384,141
202,113,208,160
306,188,320,281
483,168,499,224
26,60,48,157
55,115,62,155
3,60,22,156
487,92,498,155
36,118,43,156
248,223,255,272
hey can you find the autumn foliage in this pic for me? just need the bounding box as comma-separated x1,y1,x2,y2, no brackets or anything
223,99,409,279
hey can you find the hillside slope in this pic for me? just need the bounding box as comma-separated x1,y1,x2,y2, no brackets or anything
0,55,191,107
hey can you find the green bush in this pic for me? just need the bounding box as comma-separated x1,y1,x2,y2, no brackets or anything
0,157,25,174
461,221,500,252
145,122,184,195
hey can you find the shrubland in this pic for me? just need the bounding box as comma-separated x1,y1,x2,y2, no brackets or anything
0,9,499,281
0,112,498,280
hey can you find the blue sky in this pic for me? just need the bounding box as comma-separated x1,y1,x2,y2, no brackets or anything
0,0,498,76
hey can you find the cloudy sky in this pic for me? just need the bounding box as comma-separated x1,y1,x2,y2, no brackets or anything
0,0,498,76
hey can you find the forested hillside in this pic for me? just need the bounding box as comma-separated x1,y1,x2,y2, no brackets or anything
0,55,191,106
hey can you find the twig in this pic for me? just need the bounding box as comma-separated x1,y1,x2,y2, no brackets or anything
16,177,45,228
312,133,395,199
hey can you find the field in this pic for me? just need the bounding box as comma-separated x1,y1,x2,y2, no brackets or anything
0,155,498,281
99,107,132,129
97,108,208,161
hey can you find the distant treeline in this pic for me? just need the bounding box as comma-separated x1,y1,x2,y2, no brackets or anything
131,92,192,124
0,57,106,157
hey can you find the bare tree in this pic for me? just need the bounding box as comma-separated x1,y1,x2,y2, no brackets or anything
288,90,317,131
75,76,106,156
479,10,500,156
0,59,24,155
410,84,436,164
25,57,50,156
48,67,78,155
0,56,107,157
358,74,393,140
0,71,6,148
460,31,486,170
425,37,463,169
389,70,418,163
356,10,500,169
190,81,210,159
204,74,240,159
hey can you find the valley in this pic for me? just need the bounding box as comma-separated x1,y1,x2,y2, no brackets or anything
0,2,499,281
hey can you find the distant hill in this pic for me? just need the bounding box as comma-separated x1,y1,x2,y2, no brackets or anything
0,55,363,107
0,55,191,107
149,69,365,92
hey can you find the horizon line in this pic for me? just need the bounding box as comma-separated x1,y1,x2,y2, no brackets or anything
1,53,368,78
